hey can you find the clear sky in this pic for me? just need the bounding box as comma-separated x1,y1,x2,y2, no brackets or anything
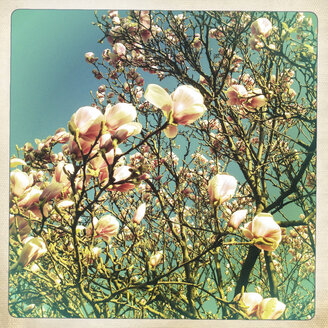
10,9,109,155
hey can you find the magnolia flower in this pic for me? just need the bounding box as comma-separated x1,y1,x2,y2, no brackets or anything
85,52,98,64
257,298,286,319
54,161,74,186
113,42,126,57
144,84,206,138
208,174,238,205
15,237,47,268
244,88,267,110
228,209,248,229
10,170,33,197
105,103,137,132
67,135,93,157
88,215,120,242
84,247,102,264
68,106,104,142
243,213,282,251
18,186,42,208
251,18,273,38
234,292,263,316
133,203,146,224
110,166,135,192
149,251,163,268
226,85,248,106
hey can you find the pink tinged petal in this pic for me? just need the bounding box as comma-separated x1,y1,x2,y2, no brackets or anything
113,122,142,142
251,18,273,38
208,174,238,204
144,84,173,115
9,215,31,241
242,221,254,239
226,85,248,106
40,182,63,202
70,106,103,141
105,103,137,131
95,215,120,242
17,237,47,267
228,209,248,229
234,292,263,316
18,187,43,208
173,104,207,125
252,213,281,242
68,135,93,157
10,170,32,197
113,166,132,183
55,162,74,185
257,298,286,319
171,85,204,113
133,203,146,224
164,125,178,138
99,133,114,152
248,95,267,108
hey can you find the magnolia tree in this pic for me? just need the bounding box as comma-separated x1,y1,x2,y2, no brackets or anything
9,11,316,319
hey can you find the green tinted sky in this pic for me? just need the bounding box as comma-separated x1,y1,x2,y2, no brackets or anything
10,9,107,154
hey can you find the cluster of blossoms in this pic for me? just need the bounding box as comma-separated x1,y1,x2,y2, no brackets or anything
226,84,267,112
249,17,273,51
207,174,282,252
234,292,285,319
10,81,208,270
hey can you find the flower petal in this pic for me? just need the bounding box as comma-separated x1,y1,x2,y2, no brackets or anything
144,84,173,114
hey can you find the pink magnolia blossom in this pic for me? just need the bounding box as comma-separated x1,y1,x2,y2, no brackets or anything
10,170,33,197
18,186,42,208
87,215,120,242
226,85,248,106
16,237,47,268
140,29,152,43
234,292,263,316
256,298,286,319
208,174,238,205
111,166,135,192
84,247,102,265
243,213,282,251
113,42,126,57
69,106,104,142
85,52,98,64
54,161,74,186
144,84,206,137
228,209,248,229
133,203,146,224
251,18,273,38
113,122,142,142
244,88,267,110
105,103,137,132
138,10,151,29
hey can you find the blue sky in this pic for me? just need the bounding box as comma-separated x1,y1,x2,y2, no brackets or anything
11,10,109,154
